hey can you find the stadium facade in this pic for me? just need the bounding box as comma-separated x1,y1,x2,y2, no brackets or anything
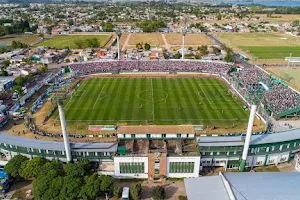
1,128,300,180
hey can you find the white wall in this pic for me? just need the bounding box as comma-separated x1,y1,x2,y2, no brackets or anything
114,156,148,179
166,156,200,178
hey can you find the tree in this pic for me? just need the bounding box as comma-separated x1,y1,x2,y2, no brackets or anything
14,76,25,86
291,20,300,27
59,176,84,200
173,52,182,59
99,175,114,192
130,183,142,200
19,157,47,179
13,85,23,96
42,176,64,200
151,186,166,200
2,60,10,68
113,186,121,198
4,155,29,178
188,47,193,51
0,70,8,76
224,52,235,63
64,162,86,178
79,173,101,200
33,169,58,200
144,43,151,51
38,161,63,177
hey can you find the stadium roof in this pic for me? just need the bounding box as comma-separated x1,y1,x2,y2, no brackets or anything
185,172,300,200
118,125,195,134
0,132,118,152
198,128,300,147
184,176,230,200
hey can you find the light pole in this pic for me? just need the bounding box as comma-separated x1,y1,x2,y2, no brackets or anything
239,105,257,172
181,28,187,60
57,100,72,163
116,28,121,60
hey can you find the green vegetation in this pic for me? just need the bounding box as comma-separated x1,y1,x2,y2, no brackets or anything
37,35,110,49
130,183,142,200
151,186,166,200
136,20,166,32
5,156,115,200
241,46,300,59
4,155,29,178
62,78,249,127
218,33,300,59
0,20,36,36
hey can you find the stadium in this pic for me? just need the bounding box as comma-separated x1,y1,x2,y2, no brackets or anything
1,60,300,182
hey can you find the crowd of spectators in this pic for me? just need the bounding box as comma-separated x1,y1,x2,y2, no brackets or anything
236,66,300,115
70,60,232,75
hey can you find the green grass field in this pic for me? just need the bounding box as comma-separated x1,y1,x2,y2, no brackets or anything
37,34,110,49
62,78,249,126
217,33,300,59
266,67,300,91
241,46,300,59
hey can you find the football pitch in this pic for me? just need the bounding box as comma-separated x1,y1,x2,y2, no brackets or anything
62,77,249,126
217,33,300,59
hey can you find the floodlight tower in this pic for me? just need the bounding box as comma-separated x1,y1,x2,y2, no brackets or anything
53,89,72,163
181,27,187,60
239,104,257,172
116,28,121,60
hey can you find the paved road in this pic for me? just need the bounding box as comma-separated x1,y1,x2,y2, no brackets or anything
206,33,253,68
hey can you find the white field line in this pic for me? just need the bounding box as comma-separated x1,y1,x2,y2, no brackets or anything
92,84,106,109
65,90,86,109
60,118,249,122
198,83,218,109
151,79,155,121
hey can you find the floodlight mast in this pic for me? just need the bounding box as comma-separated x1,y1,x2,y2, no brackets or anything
56,98,72,163
240,105,257,172
181,27,187,60
116,28,121,60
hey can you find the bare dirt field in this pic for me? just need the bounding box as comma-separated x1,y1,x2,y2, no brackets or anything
128,33,164,46
254,14,300,23
165,33,212,46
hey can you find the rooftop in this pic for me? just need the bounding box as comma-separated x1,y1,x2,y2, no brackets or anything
118,125,195,134
185,172,300,200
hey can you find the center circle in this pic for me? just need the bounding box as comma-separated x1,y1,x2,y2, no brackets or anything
137,90,168,102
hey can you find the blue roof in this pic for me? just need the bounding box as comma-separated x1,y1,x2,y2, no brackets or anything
184,176,230,200
198,128,300,147
0,132,118,152
0,170,8,179
224,172,300,200
185,172,300,200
